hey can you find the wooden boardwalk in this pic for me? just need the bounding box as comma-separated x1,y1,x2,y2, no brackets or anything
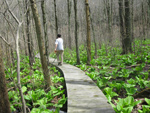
48,57,115,113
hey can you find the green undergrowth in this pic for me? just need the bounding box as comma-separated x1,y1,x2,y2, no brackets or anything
5,56,66,113
58,39,150,113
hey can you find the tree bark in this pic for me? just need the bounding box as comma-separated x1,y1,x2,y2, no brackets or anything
74,0,80,64
141,2,146,38
124,0,132,53
85,0,91,64
54,0,58,36
6,30,11,67
131,0,136,54
148,0,150,39
17,23,27,113
119,0,125,54
41,0,49,65
106,0,112,43
89,8,97,58
0,45,11,113
30,0,52,89
148,0,150,27
67,0,72,49
22,24,28,56
26,0,35,67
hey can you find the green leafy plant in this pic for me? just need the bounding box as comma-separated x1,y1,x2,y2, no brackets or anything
31,108,54,113
136,77,146,89
8,56,66,112
51,75,64,84
138,98,150,113
127,78,136,85
96,77,109,89
54,94,67,108
108,81,123,94
123,84,137,96
112,96,141,113
8,91,21,111
86,71,99,80
103,87,118,102
24,89,46,103
118,68,130,78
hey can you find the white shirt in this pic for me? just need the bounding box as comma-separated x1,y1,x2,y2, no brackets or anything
55,38,64,50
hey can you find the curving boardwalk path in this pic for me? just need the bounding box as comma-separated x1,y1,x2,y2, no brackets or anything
35,54,115,113
48,57,115,113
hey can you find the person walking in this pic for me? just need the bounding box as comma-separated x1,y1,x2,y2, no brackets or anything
55,34,64,66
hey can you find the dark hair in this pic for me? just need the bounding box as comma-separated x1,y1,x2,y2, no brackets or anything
57,34,61,38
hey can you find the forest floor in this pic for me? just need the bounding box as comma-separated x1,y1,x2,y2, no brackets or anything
64,41,150,113
83,62,150,113
6,57,67,113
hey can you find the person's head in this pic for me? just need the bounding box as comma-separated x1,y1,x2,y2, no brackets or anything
57,34,61,38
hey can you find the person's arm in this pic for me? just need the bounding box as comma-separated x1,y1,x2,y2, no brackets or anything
55,39,58,52
55,44,57,51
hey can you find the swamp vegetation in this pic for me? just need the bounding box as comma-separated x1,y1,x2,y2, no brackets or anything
56,39,150,113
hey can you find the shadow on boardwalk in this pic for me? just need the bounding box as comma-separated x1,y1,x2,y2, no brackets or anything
66,79,97,86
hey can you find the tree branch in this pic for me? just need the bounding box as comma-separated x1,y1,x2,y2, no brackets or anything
5,0,20,24
0,35,11,46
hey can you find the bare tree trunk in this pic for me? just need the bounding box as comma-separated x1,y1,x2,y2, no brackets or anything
102,0,109,55
89,8,97,58
5,1,27,112
131,0,135,53
67,0,72,49
54,0,58,36
148,1,150,27
30,0,52,89
6,30,11,67
17,23,27,113
41,0,49,64
118,0,126,54
85,0,91,64
11,48,15,67
26,0,35,67
98,0,102,50
74,0,80,64
124,0,132,53
111,0,113,27
141,2,146,39
0,45,11,113
148,0,150,39
106,0,112,43
22,25,28,56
